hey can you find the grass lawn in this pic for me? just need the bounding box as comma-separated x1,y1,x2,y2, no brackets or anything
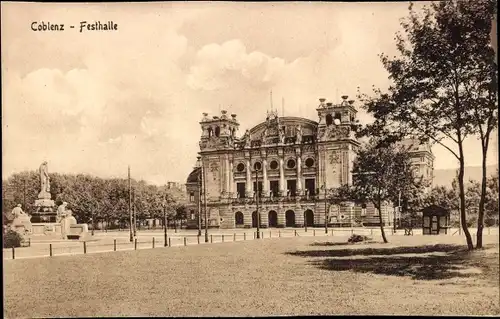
3,234,499,317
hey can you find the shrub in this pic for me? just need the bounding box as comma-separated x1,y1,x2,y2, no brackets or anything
348,234,371,244
3,229,24,248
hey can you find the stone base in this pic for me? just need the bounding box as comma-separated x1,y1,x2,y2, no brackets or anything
31,213,57,223
32,198,57,223
31,223,62,237
30,222,90,240
10,216,33,242
68,224,90,240
34,198,55,207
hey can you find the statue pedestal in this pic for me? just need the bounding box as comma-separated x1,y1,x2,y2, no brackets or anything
31,198,57,223
10,214,33,241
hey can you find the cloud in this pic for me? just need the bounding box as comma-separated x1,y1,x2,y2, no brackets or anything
187,39,285,91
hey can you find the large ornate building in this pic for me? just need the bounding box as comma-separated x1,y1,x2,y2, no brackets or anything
185,96,434,229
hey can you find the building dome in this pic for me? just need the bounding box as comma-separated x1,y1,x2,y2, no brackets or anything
186,167,201,183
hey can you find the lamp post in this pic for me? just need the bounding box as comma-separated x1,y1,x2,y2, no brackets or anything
255,164,261,239
196,157,202,237
163,196,168,246
323,184,329,234
91,210,95,236
133,187,137,237
128,165,133,243
201,157,209,243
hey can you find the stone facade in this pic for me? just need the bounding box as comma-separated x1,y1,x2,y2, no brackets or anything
185,97,434,229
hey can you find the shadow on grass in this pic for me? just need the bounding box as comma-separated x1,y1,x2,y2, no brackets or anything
286,244,498,281
310,241,379,247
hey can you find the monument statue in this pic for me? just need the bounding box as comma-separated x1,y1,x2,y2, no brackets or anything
296,125,303,144
61,209,77,239
11,204,27,219
244,130,252,148
56,202,68,223
279,127,285,144
10,204,32,235
38,161,51,197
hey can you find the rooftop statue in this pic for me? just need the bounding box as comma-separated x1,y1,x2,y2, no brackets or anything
38,161,51,199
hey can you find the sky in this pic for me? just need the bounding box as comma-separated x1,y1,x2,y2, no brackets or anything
1,2,498,185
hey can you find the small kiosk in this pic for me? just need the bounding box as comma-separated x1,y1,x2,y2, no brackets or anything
422,205,450,235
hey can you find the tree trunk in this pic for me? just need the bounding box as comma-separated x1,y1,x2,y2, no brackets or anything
377,199,388,243
476,141,489,249
458,143,474,250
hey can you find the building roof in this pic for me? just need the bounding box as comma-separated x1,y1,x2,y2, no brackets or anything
186,167,201,183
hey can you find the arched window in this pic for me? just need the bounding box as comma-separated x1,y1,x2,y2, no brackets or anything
269,160,278,170
268,211,278,227
326,114,333,126
207,127,213,137
305,158,315,168
285,210,295,227
254,161,262,171
215,126,221,137
235,212,244,226
304,209,314,227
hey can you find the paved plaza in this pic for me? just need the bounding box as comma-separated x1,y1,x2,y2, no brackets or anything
4,227,497,260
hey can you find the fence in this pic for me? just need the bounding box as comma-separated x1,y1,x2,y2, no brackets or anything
4,226,498,261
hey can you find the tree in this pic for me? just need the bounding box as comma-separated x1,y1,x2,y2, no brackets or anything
484,170,499,226
338,139,426,243
357,1,496,250
460,0,498,248
3,170,187,232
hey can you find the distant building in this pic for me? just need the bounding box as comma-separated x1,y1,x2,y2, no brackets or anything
185,96,434,229
396,138,435,189
165,182,186,193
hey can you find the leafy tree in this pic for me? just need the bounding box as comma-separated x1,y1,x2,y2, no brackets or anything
3,171,185,232
357,1,496,249
336,140,425,243
460,0,498,247
484,170,499,226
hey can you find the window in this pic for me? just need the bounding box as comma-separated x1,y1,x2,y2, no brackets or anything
190,210,195,220
270,181,279,197
236,182,246,198
305,179,315,195
236,163,245,172
305,158,315,168
254,161,262,171
269,160,279,170
287,159,296,169
361,203,367,216
253,181,263,194
215,126,220,137
287,180,297,197
190,192,195,202
326,114,333,126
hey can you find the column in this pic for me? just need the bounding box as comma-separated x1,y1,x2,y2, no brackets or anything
245,158,252,197
279,157,285,196
296,153,303,195
225,155,230,195
262,158,269,196
229,160,234,197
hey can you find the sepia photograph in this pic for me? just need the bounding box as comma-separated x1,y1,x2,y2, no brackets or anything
1,1,498,317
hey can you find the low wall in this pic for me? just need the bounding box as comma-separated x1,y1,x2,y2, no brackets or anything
31,223,62,236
